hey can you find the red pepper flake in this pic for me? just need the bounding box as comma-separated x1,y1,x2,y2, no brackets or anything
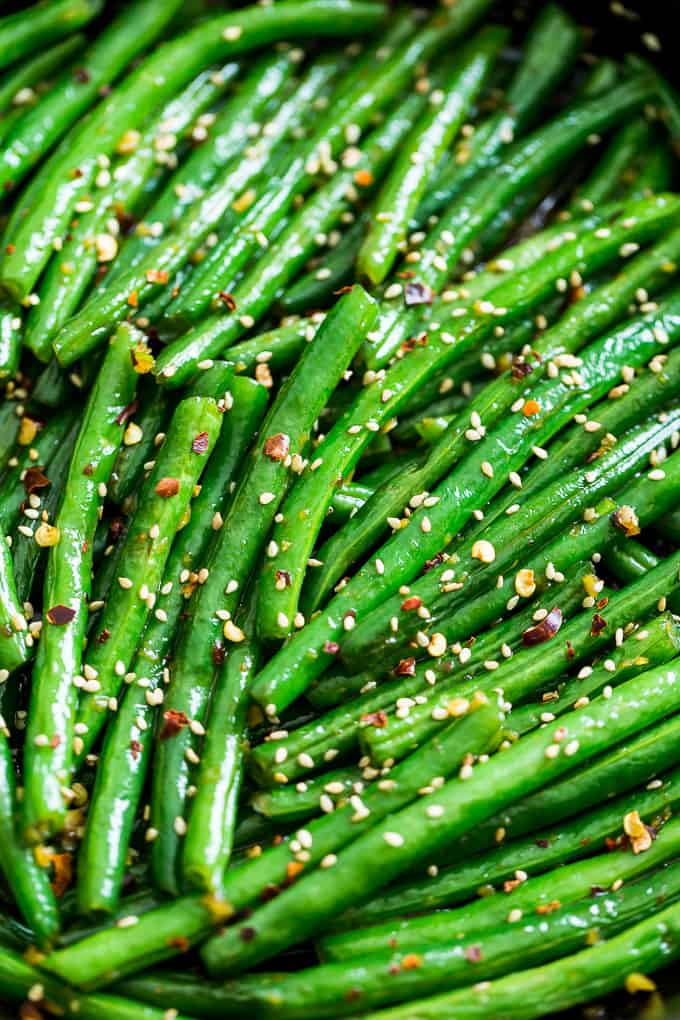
597,596,609,610
503,878,522,893
400,332,428,353
361,710,388,728
465,945,483,963
127,290,139,308
333,285,355,295
23,467,50,494
422,552,445,573
395,657,416,676
130,740,143,760
96,628,111,644
155,476,180,498
192,431,210,454
115,399,139,426
591,885,606,896
401,596,422,612
47,852,73,897
323,640,340,655
276,569,292,589
286,861,304,881
115,206,136,234
218,291,237,310
145,268,169,285
83,463,94,476
397,270,416,280
74,67,91,83
46,604,76,626
535,838,550,848
565,639,575,660
263,433,290,461
239,926,257,942
591,613,607,637
354,169,373,188
536,900,561,915
522,608,563,646
167,936,190,953
160,709,189,740
404,281,435,306
511,357,533,381
345,988,362,1001
49,735,61,748
522,399,541,417
401,954,423,970
108,517,126,542
212,640,225,666
19,1004,43,1020
5,243,15,255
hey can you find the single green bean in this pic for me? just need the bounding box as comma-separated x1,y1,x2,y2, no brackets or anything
22,323,139,842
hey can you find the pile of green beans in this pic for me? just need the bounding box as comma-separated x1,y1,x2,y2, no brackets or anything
1,2,680,1019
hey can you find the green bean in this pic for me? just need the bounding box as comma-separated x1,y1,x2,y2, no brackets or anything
230,317,325,377
102,51,298,289
76,376,268,916
0,405,19,472
361,542,680,767
341,757,680,929
23,58,243,361
320,787,680,962
0,0,182,205
251,764,364,824
251,253,680,715
182,599,258,894
0,731,59,945
10,417,79,604
507,613,680,737
630,142,675,198
606,539,661,584
307,216,678,612
0,34,85,114
357,25,508,285
280,216,368,315
74,395,222,760
200,659,680,975
415,3,583,225
107,381,169,506
22,322,139,842
42,699,502,987
270,207,680,642
149,287,376,895
325,870,680,1020
0,524,29,674
369,77,656,370
0,0,100,74
568,119,655,214
0,941,196,1019
124,862,680,1019
152,91,426,386
52,57,344,367
2,0,385,301
0,405,78,533
0,305,23,379
249,566,592,786
342,402,680,677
